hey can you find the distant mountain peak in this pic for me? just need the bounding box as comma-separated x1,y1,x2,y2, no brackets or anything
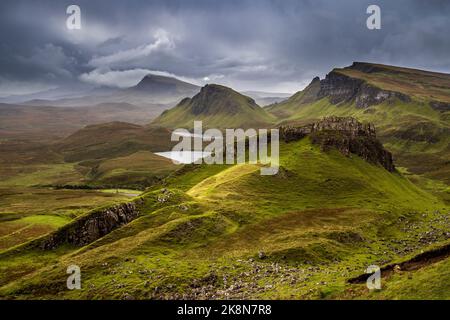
131,73,199,95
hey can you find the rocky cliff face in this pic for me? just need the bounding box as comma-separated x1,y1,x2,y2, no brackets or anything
280,117,395,171
317,71,410,108
279,116,375,141
40,201,141,249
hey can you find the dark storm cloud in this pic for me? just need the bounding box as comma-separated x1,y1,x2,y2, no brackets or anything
0,0,449,95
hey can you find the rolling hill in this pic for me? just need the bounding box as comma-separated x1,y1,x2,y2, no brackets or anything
0,118,447,299
0,102,159,142
152,84,276,129
55,122,174,162
50,122,178,188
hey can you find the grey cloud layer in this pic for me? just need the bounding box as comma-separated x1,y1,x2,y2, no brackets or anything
0,0,449,94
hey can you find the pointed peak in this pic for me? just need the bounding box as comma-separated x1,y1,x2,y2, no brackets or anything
310,76,320,84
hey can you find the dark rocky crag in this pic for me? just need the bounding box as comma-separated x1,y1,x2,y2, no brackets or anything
280,117,395,172
317,70,411,108
40,201,141,249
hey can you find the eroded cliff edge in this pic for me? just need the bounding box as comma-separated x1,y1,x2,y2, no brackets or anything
40,201,142,249
279,116,395,172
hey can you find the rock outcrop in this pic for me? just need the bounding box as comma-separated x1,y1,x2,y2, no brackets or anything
430,100,450,112
317,71,410,108
279,117,395,172
279,116,375,141
40,201,141,249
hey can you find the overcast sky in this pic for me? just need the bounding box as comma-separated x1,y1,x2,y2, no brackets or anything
0,0,449,96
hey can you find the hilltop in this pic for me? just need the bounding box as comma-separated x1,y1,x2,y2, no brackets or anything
152,84,275,129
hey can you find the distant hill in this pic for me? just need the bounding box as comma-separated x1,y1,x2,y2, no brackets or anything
55,122,174,162
0,102,157,142
128,74,199,96
52,121,177,188
152,84,275,129
242,91,292,106
267,62,450,184
19,74,201,111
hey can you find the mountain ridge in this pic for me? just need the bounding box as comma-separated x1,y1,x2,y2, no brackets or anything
266,62,450,184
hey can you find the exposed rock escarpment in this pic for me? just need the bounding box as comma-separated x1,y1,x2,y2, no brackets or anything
317,70,410,108
40,201,141,249
349,240,450,284
279,117,395,171
279,116,376,141
430,100,450,112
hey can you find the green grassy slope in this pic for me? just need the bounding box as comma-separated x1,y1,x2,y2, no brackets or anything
87,151,178,187
153,84,275,129
360,255,450,299
0,188,134,252
0,138,447,299
0,120,181,254
43,122,181,188
334,239,450,300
